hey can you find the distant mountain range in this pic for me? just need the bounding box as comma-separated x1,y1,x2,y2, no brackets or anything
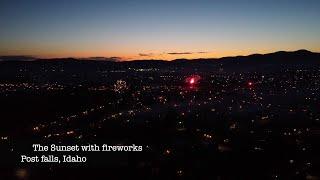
0,50,319,73
0,56,36,61
1,49,319,62
1,50,320,84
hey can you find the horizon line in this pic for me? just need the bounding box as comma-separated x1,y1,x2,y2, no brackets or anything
0,49,318,62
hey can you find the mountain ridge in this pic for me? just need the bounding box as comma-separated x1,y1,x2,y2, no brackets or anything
0,49,319,62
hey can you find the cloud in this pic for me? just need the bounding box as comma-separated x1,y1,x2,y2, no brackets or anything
167,51,209,55
197,51,208,54
139,53,154,57
84,56,121,61
138,51,210,57
110,57,122,60
167,52,193,55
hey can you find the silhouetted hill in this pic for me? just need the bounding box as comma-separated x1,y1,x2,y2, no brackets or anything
0,56,36,61
0,50,319,77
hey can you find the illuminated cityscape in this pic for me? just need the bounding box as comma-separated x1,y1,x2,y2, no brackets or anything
0,50,320,179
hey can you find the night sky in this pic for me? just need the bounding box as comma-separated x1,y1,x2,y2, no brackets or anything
1,0,320,60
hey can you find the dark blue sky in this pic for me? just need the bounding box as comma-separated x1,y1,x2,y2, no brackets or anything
1,0,320,60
